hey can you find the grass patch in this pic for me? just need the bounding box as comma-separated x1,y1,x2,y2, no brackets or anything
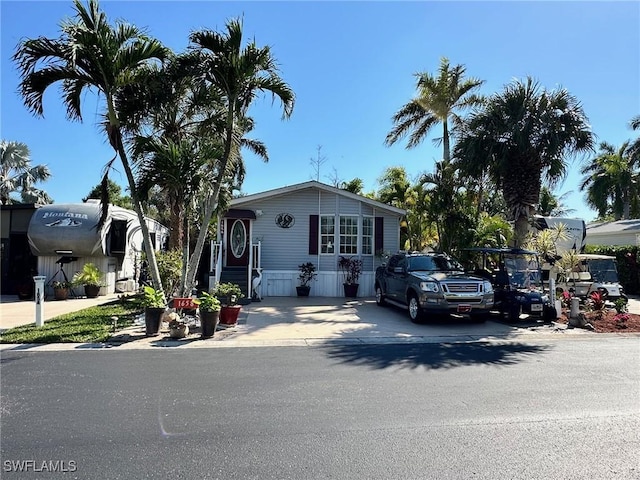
0,297,144,344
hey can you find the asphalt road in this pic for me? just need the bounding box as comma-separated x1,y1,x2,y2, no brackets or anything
1,337,639,479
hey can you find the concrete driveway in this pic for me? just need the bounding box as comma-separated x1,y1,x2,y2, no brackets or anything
1,294,639,349
235,297,530,345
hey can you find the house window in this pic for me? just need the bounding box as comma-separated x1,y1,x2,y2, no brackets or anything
362,216,373,255
340,216,358,255
320,215,335,254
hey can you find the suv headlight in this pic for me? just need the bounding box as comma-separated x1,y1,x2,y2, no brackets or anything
420,281,439,293
482,281,493,293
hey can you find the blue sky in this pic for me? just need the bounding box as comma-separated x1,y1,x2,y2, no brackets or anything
1,1,639,222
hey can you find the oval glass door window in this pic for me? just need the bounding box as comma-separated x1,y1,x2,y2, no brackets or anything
230,220,247,258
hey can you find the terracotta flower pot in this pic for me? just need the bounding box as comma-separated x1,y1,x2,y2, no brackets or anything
219,305,242,326
54,288,69,301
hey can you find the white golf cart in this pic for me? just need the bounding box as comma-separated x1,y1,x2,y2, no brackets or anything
555,254,627,301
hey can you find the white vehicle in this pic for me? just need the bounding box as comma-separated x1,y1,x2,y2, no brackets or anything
555,254,627,301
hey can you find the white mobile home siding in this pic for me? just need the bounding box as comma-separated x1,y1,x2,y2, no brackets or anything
229,183,404,297
586,220,640,247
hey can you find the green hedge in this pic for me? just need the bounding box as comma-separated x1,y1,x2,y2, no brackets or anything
584,245,640,295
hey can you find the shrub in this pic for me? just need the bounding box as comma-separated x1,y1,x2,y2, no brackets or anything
589,290,606,311
72,263,103,287
142,286,166,308
155,249,183,296
298,262,317,287
214,282,243,306
338,256,363,285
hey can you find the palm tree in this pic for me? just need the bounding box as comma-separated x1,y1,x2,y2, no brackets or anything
181,18,295,293
579,141,640,220
134,137,210,251
13,0,169,298
376,166,412,248
0,140,52,205
420,160,463,253
537,186,575,217
629,115,640,163
385,57,484,163
454,77,594,247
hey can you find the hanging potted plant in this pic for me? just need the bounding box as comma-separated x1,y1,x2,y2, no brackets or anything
142,285,166,336
194,291,222,338
297,262,317,297
338,256,362,298
52,281,73,300
72,262,103,298
214,282,244,326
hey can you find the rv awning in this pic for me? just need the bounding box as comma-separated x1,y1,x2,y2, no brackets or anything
223,209,256,220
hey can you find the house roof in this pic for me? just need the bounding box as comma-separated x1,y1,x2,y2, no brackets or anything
586,219,640,235
230,180,406,216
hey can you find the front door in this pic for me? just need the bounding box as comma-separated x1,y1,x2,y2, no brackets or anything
225,218,250,267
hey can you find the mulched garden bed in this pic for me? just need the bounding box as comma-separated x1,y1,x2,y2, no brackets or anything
556,309,640,333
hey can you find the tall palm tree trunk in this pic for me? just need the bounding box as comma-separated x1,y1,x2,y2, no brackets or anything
109,121,165,300
442,121,450,163
181,104,237,295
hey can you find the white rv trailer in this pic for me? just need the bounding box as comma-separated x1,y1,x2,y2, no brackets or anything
532,216,587,254
27,200,168,296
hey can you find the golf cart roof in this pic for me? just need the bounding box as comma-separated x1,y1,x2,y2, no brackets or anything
465,247,539,256
576,254,616,260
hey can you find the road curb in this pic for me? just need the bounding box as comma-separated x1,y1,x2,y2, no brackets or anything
2,330,639,352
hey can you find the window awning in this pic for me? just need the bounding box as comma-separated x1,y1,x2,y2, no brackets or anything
223,209,256,220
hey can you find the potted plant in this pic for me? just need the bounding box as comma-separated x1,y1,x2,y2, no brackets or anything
338,256,363,298
141,285,166,336
214,282,244,326
194,291,222,338
52,280,73,300
297,262,317,296
72,262,103,298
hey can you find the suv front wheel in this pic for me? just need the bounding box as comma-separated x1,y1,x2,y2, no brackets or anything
375,285,386,306
408,295,424,323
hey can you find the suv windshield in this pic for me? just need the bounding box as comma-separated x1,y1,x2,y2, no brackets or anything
408,255,463,272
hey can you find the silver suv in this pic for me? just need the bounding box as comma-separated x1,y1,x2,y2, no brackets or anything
374,252,494,322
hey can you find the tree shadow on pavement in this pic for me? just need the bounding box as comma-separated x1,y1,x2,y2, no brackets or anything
323,341,550,371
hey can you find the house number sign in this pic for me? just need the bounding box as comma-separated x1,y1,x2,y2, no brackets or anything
275,213,295,228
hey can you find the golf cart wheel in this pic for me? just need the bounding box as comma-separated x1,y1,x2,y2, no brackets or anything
408,295,423,323
508,304,521,321
375,286,386,306
543,304,557,322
